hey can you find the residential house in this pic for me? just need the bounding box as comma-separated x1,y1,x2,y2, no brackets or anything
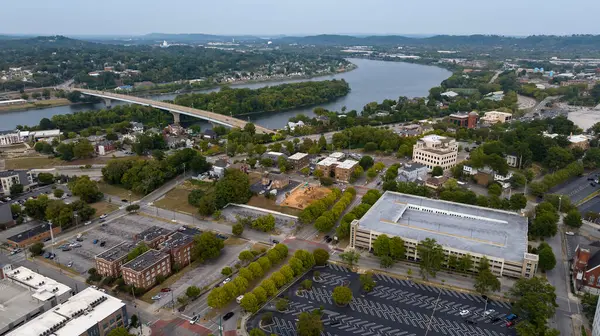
396,162,428,182
211,159,229,178
201,129,217,140
287,121,305,131
425,176,448,190
130,122,144,133
95,141,116,156
261,173,290,190
573,242,600,294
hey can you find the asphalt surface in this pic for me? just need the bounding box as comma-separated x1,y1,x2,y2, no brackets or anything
248,264,516,336
550,169,599,204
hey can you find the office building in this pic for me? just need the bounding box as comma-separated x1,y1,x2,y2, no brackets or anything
480,111,513,125
94,242,132,277
160,232,194,268
0,170,34,196
1,266,73,335
8,288,127,336
135,226,172,249
448,112,478,128
412,135,459,171
7,223,61,248
121,250,171,289
288,152,309,170
350,191,537,279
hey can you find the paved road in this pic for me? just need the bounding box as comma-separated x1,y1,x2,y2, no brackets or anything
550,170,599,204
524,95,561,118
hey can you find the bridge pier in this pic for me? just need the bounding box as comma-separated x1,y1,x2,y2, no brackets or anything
103,98,112,107
171,112,181,124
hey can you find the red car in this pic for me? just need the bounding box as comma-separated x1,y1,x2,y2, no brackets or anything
506,321,515,327
160,288,171,293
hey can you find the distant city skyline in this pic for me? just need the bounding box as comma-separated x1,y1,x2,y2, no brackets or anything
3,0,600,36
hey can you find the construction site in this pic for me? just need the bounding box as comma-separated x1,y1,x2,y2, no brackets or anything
280,183,332,209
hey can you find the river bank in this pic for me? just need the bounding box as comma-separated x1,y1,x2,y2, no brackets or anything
0,98,72,113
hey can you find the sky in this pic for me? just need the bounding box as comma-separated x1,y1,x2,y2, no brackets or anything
3,0,600,36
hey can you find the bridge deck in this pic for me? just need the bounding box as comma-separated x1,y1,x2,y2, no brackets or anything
74,88,273,134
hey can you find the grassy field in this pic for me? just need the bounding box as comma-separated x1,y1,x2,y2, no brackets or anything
90,201,119,218
154,179,213,214
247,195,301,217
98,182,141,201
5,157,62,169
0,98,71,112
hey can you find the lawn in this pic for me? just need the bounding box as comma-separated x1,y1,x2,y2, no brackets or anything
140,260,200,304
98,182,141,201
90,201,120,218
247,195,301,217
5,156,62,169
154,179,213,214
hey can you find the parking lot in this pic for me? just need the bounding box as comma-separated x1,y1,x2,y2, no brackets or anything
247,264,517,336
47,214,178,275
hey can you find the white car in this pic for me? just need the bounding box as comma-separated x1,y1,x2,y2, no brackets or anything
483,309,495,317
565,232,575,236
67,261,73,267
222,278,231,285
236,295,244,304
99,214,108,219
84,221,92,226
459,310,470,316
151,294,162,300
190,315,199,325
91,285,98,289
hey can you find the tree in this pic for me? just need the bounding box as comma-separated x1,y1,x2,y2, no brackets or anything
297,310,323,336
232,223,244,236
129,314,139,328
339,250,360,267
332,286,353,305
249,329,266,336
221,267,232,276
152,149,165,161
431,166,444,177
125,204,140,212
73,140,95,159
564,209,583,228
107,328,135,336
359,156,374,170
312,248,329,266
192,232,224,262
510,193,527,211
29,242,44,256
186,286,201,298
373,234,390,257
510,277,558,330
53,189,64,198
240,293,259,312
10,184,23,195
10,203,22,217
458,254,474,273
301,279,313,290
389,237,406,261
37,172,55,185
69,176,103,203
474,257,500,295
359,271,376,292
214,169,251,209
276,298,289,311
239,250,255,263
417,238,444,280
538,243,557,272
488,183,502,197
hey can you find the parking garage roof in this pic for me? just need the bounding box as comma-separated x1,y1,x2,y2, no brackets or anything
0,280,44,334
358,191,528,262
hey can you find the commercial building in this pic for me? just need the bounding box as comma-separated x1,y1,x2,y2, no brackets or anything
135,226,172,249
448,112,478,129
288,152,309,170
396,162,428,183
160,232,194,268
121,250,171,289
350,191,537,279
0,170,34,196
7,223,61,248
572,241,600,294
0,131,25,147
480,111,513,125
412,135,458,171
94,242,132,277
8,287,128,336
1,266,73,335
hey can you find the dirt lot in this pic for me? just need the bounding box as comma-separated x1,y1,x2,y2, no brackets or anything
247,196,301,216
280,184,331,209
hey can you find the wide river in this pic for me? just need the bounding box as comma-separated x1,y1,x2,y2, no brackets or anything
1,58,451,130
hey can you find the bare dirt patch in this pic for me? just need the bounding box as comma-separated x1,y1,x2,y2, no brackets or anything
280,185,331,210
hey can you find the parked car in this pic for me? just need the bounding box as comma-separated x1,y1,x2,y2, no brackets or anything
151,294,162,301
62,247,71,251
326,238,333,243
223,278,231,285
506,321,515,327
44,252,51,258
91,285,98,289
99,214,108,219
483,309,495,317
459,310,470,316
272,239,279,244
49,253,55,259
466,319,477,325
67,261,73,267
505,314,518,321
93,239,99,244
236,295,244,304
490,317,501,323
565,232,575,236
100,241,106,247
160,288,171,293
190,315,199,325
84,221,92,226
223,312,234,321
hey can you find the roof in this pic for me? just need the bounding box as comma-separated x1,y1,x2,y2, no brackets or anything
0,99,27,105
5,266,71,301
419,134,453,144
8,223,53,243
288,152,308,160
0,280,45,333
449,113,469,119
0,170,28,178
176,226,202,237
329,152,345,159
8,288,125,336
400,163,427,172
337,159,358,170
316,157,339,167
137,226,172,242
214,159,228,168
95,241,131,262
160,232,193,251
569,135,589,143
441,91,458,97
357,191,529,263
30,130,60,138
122,250,169,272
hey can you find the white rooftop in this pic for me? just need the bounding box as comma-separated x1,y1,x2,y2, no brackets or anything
265,151,285,157
8,288,125,336
6,267,71,301
329,152,345,159
441,91,458,97
569,134,589,143
317,157,338,167
337,159,358,170
288,152,308,160
0,280,45,333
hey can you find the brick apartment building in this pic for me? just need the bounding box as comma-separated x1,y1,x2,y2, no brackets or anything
315,152,358,182
135,226,172,249
288,152,309,170
334,159,359,182
95,242,132,277
572,242,600,294
7,223,61,248
160,232,194,268
121,250,171,289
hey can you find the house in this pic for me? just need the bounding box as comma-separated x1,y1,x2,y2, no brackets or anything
572,242,600,294
485,91,505,101
543,132,590,150
165,124,185,136
115,85,133,91
95,141,116,156
261,173,290,190
315,115,330,125
262,151,287,164
288,152,309,170
212,159,229,178
130,122,144,133
201,129,217,140
287,121,305,131
506,154,519,168
448,112,478,129
425,176,448,190
396,162,428,182
395,124,423,138
441,91,459,98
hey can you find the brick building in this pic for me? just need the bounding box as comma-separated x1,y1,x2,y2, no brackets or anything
572,242,600,294
95,242,132,277
448,112,478,129
7,223,61,248
160,232,194,268
288,152,309,170
334,159,359,182
121,250,171,289
135,226,172,249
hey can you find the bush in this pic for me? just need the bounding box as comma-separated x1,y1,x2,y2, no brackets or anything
332,286,353,305
29,242,44,256
275,298,289,311
299,188,341,224
221,267,233,276
319,176,333,186
53,189,64,198
232,223,244,236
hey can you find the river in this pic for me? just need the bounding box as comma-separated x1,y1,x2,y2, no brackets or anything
1,58,451,130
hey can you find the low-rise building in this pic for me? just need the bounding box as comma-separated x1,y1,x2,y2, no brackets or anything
160,232,194,268
448,112,478,129
572,242,600,294
135,226,172,249
506,154,519,168
480,111,513,125
201,129,217,140
7,223,61,248
396,162,428,182
262,151,287,163
95,242,132,277
329,152,345,161
261,173,290,190
334,159,358,182
593,293,600,336
288,152,309,170
395,124,423,138
287,121,305,131
412,135,458,171
95,141,116,156
350,191,537,279
211,159,229,178
316,157,338,176
130,122,144,133
121,250,171,289
0,170,34,196
8,287,128,336
425,176,448,189
569,134,590,150
0,130,25,146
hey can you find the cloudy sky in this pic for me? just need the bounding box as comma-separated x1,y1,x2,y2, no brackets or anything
3,0,600,36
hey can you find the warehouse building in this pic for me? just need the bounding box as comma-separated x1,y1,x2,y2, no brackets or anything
350,191,537,278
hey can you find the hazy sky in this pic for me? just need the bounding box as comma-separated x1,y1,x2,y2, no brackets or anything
3,0,600,36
